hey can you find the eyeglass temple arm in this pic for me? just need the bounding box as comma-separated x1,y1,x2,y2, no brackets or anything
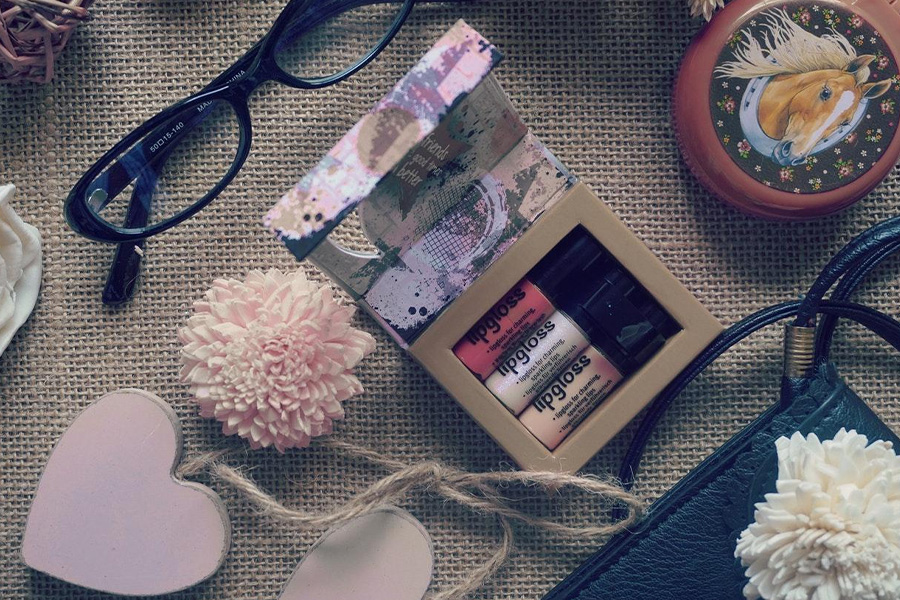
102,140,178,304
102,205,149,305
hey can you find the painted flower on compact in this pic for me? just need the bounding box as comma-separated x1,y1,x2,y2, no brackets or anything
179,269,376,452
737,139,751,158
779,167,794,182
718,95,736,114
835,158,855,178
791,7,811,26
735,429,900,600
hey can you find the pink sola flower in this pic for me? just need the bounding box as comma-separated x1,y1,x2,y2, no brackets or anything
179,269,376,452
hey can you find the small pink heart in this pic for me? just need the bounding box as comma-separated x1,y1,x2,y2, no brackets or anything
278,506,434,600
22,389,231,596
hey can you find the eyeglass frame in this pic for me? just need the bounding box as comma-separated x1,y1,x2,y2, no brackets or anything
63,0,421,245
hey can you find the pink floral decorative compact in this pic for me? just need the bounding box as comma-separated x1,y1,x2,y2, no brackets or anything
675,0,900,219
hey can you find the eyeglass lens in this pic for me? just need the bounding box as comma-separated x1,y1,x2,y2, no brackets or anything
84,2,407,232
274,2,406,80
87,100,241,230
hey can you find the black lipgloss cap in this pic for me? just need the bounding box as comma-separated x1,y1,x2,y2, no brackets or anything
529,228,606,303
562,269,669,373
631,284,682,339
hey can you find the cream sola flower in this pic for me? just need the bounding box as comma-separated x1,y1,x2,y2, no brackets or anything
736,429,900,600
0,184,41,358
689,0,724,21
179,269,376,452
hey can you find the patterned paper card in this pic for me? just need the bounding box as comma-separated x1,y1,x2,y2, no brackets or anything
266,21,574,345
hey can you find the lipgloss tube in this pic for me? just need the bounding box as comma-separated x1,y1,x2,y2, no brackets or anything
453,232,605,380
518,345,624,450
483,265,637,414
518,274,674,449
484,310,593,414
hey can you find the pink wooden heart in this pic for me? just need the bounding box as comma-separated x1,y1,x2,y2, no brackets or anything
278,506,434,600
22,389,231,596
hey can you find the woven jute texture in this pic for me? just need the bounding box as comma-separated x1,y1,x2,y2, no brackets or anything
2,1,899,598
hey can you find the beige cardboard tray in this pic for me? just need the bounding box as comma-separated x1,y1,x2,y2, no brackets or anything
410,182,723,473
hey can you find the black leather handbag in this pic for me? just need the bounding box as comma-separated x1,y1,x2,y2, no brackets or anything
543,216,900,600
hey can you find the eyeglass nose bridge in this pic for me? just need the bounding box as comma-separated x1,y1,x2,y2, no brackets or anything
227,63,278,99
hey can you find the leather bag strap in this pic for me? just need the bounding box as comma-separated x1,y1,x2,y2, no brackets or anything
617,220,900,490
794,215,900,327
816,238,900,359
617,300,900,489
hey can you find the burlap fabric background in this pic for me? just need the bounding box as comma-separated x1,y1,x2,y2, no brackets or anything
2,1,899,598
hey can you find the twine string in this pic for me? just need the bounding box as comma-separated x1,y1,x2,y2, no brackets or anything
176,441,642,600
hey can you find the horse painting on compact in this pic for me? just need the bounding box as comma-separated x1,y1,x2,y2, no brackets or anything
710,6,900,193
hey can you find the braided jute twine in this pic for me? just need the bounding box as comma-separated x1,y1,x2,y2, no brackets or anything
176,439,642,600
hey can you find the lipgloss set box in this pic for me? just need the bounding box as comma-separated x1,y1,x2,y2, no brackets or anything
267,21,723,472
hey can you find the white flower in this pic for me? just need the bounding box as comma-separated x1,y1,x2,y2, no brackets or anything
0,184,41,358
736,429,900,600
688,0,724,20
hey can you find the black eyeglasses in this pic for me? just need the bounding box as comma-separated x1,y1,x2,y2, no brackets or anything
64,0,459,304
